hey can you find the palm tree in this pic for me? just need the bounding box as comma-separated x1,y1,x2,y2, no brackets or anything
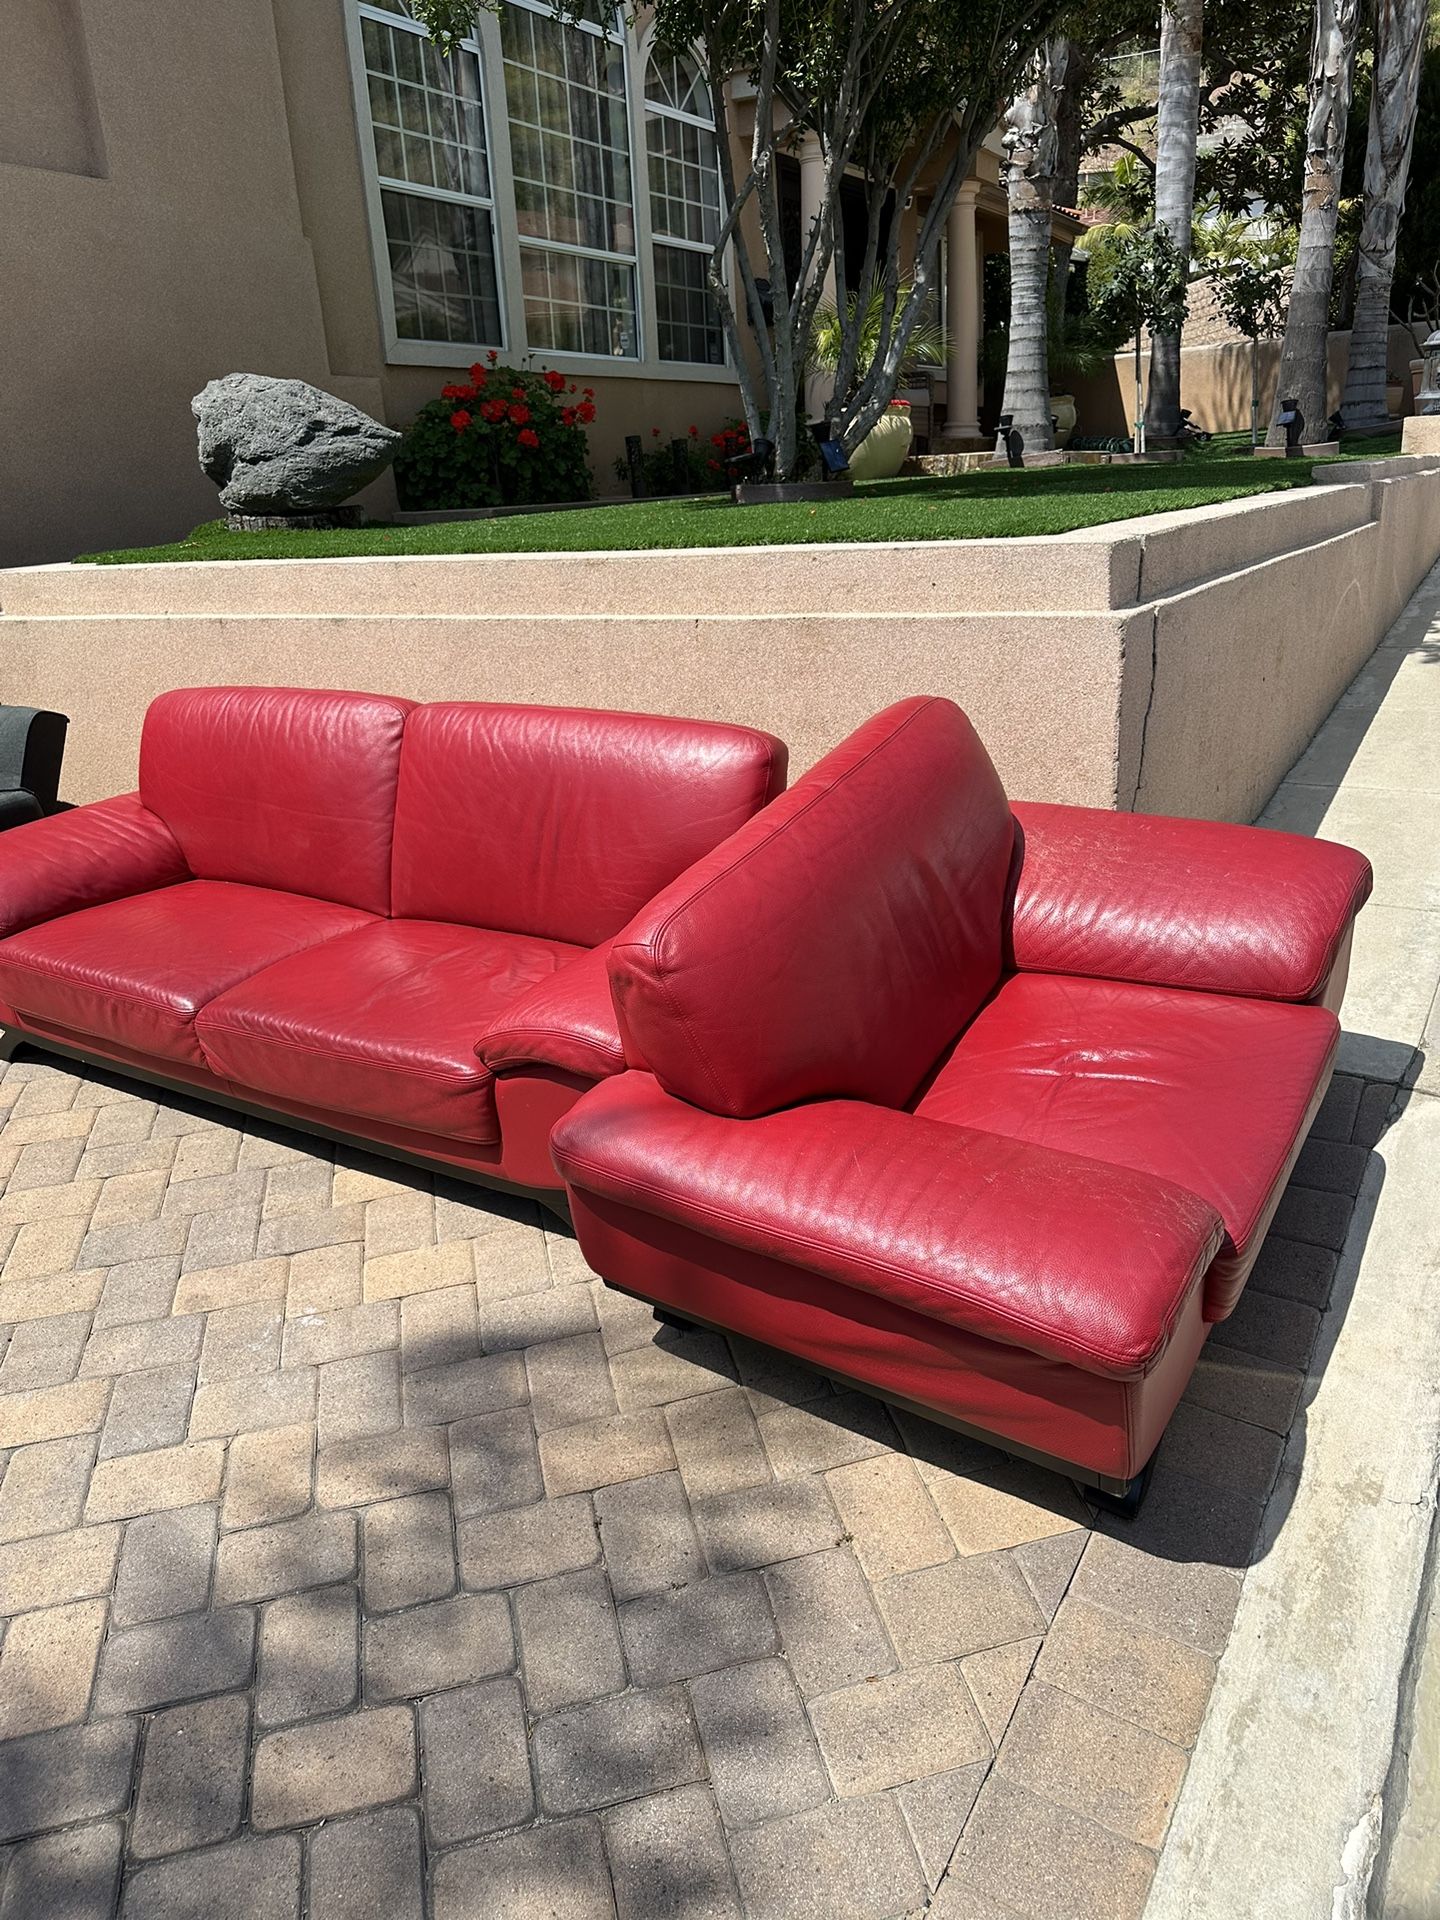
1340,0,1429,430
806,282,948,386
1145,0,1205,443
999,39,1069,452
1265,0,1363,445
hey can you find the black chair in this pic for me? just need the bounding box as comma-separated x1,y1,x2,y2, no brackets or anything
0,707,68,830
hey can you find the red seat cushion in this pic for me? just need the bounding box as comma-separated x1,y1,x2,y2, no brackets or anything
914,972,1339,1314
0,881,374,1068
196,920,584,1145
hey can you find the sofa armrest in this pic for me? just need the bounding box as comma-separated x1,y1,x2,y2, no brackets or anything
553,1073,1223,1380
0,792,190,942
475,945,627,1083
1009,802,1373,1004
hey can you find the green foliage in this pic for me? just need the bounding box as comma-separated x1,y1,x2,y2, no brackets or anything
392,360,595,511
1080,151,1153,231
612,419,752,495
1190,0,1313,221
409,0,485,53
806,281,946,377
1087,223,1190,337
1209,230,1293,343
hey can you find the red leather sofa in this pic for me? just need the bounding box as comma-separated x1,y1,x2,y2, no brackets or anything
0,687,784,1204
551,696,1372,1502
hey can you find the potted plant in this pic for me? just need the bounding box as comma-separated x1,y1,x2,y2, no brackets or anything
807,282,946,480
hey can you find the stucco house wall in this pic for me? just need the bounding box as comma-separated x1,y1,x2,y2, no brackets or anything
2,0,753,566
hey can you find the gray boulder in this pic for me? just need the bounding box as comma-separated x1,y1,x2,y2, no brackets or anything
192,374,400,514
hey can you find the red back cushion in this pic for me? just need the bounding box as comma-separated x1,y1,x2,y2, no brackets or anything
390,704,787,947
609,697,1015,1118
139,687,414,914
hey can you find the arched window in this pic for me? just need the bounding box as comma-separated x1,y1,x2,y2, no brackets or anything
643,46,724,364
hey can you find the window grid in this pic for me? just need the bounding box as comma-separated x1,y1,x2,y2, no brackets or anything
502,1,639,358
353,1,735,369
359,5,504,349
653,243,723,365
643,46,724,364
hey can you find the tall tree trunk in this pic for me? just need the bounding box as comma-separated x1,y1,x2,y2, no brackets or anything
1050,38,1092,338
1340,0,1428,430
1265,0,1363,446
1000,39,1068,452
1145,0,1204,442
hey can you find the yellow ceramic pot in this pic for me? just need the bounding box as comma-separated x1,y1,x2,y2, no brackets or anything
848,403,915,481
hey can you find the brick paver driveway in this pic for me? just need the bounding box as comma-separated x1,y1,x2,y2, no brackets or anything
0,1050,1389,1919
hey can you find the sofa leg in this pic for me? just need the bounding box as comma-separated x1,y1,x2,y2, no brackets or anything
1078,1455,1155,1520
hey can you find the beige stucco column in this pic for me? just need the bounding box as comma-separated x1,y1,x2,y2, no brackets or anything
799,133,837,422
946,184,982,439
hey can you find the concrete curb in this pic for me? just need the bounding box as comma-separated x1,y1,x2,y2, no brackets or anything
1144,1087,1440,1920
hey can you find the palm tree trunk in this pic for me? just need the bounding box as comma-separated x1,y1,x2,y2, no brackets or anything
1000,40,1068,452
1340,0,1428,431
1050,38,1091,336
1265,0,1363,446
1145,0,1204,443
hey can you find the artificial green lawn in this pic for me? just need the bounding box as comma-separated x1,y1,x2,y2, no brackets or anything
80,433,1399,564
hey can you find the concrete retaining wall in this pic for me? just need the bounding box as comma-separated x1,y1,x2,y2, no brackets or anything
2,457,1437,823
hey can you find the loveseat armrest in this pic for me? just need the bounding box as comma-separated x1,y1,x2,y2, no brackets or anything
0,792,190,942
1009,802,1372,1004
553,1073,1224,1380
475,946,627,1083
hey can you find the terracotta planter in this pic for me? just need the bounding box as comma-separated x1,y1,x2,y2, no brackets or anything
848,404,915,481
1050,394,1077,447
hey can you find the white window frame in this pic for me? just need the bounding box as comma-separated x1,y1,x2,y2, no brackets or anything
640,34,728,368
499,0,643,363
347,1,508,366
345,0,738,383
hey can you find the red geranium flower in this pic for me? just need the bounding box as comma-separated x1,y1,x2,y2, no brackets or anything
583,388,595,399
517,428,540,449
569,384,578,394
450,410,472,431
576,402,595,424
486,349,499,364
561,407,577,427
481,398,508,423
509,403,531,426
469,362,490,384
543,369,566,391
688,425,698,436
511,386,526,400
651,427,661,438
441,384,465,400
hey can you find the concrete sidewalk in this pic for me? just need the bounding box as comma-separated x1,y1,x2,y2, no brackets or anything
1145,563,1440,1919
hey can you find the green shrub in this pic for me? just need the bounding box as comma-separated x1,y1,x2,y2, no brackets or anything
394,356,595,510
615,418,752,495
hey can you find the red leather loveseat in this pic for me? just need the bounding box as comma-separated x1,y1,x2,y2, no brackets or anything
0,687,784,1204
551,696,1372,1502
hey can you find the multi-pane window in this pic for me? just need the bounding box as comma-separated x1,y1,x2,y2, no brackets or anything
502,1,638,357
352,1,730,366
359,5,504,345
644,48,723,364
